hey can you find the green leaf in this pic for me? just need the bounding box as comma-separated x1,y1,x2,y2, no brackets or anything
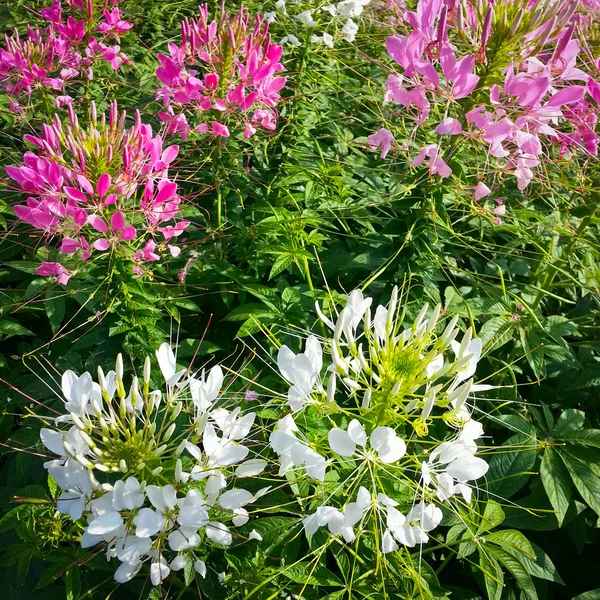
279,563,343,586
553,409,585,435
0,317,34,338
573,590,600,600
558,429,600,447
65,567,81,600
184,557,195,586
487,546,538,600
479,553,504,600
477,500,505,535
269,254,294,279
560,450,600,516
540,446,571,526
45,291,65,334
487,433,538,499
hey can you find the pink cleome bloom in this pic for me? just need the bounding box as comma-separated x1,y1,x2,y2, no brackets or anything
155,3,287,140
0,0,132,110
7,101,191,283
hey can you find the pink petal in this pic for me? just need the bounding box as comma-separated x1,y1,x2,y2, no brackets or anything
120,225,136,241
435,118,462,135
94,239,110,251
155,181,178,204
110,211,126,232
64,186,88,203
160,145,179,166
88,214,108,233
474,182,491,201
96,173,111,198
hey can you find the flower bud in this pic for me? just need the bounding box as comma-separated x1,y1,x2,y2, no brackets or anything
362,388,371,409
171,401,183,420
144,356,151,384
327,373,336,402
119,459,128,472
164,422,176,441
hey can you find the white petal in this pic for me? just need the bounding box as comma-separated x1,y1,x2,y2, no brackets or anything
122,477,144,510
167,528,200,551
302,512,321,534
87,511,123,535
370,427,406,463
446,455,489,482
328,428,356,456
304,448,326,481
249,529,262,541
220,489,253,510
356,486,371,510
205,522,232,546
177,505,208,529
194,560,207,577
235,459,267,477
347,419,367,446
277,345,297,383
344,502,363,527
40,428,65,455
386,505,406,529
150,559,170,586
114,560,141,583
382,529,398,553
170,556,187,571
232,508,249,526
134,508,162,537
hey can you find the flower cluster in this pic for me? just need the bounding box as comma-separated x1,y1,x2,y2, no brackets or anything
155,3,286,140
368,0,600,194
39,344,267,584
269,0,372,49
7,101,190,281
272,288,490,554
0,0,132,112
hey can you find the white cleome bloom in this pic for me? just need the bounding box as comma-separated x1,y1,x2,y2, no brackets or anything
328,420,406,464
278,335,322,411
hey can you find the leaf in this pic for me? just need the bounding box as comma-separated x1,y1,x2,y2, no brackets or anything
279,563,343,586
486,433,538,499
553,409,585,435
184,557,195,586
487,547,538,600
477,500,505,535
558,429,600,447
479,553,503,600
573,591,600,600
0,317,34,338
45,291,65,334
65,567,81,600
560,450,600,516
540,446,571,526
269,254,294,279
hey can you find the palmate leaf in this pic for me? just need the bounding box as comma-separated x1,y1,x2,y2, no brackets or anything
540,446,571,526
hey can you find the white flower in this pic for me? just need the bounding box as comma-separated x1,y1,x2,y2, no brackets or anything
280,34,301,47
384,501,443,551
195,559,207,577
337,0,371,18
275,0,286,13
60,370,102,418
264,11,277,22
450,335,482,388
170,555,187,571
150,555,170,586
328,421,406,464
112,477,144,511
156,343,186,388
87,510,123,535
310,33,334,49
190,365,223,414
295,10,317,26
270,415,326,481
278,336,322,410
342,18,359,42
321,5,337,16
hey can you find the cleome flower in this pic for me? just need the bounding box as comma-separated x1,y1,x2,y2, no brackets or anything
274,286,491,558
155,3,286,140
7,101,190,280
38,343,267,585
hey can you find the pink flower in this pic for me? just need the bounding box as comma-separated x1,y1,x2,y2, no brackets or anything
474,182,491,201
367,128,395,158
36,262,71,285
435,118,462,135
412,144,452,178
211,122,230,138
89,211,137,250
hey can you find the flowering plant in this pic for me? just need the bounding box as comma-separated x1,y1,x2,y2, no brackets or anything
0,0,132,113
366,0,600,218
155,3,286,140
39,343,268,584
7,101,190,283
